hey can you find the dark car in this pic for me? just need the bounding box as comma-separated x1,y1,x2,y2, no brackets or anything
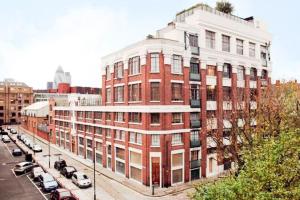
50,188,76,200
12,148,22,156
17,133,23,140
14,162,37,175
60,166,77,179
54,159,67,171
1,131,8,135
38,173,58,192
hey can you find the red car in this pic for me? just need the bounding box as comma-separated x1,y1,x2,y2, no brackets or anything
50,188,76,200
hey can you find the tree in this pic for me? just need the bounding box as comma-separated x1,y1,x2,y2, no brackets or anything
192,129,300,200
192,81,300,200
215,1,234,14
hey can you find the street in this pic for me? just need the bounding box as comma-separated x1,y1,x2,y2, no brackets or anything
0,135,46,200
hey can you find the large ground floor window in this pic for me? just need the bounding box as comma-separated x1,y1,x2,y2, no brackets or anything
116,160,125,175
86,149,93,161
130,166,142,182
96,153,102,165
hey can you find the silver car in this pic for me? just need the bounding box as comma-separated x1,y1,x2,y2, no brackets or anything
14,162,37,175
72,172,92,188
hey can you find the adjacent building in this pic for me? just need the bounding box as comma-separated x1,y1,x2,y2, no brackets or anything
0,79,33,125
49,4,271,188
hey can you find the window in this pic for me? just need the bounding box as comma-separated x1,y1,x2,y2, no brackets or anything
189,34,198,47
237,66,245,81
236,39,244,55
250,89,257,101
86,139,92,148
115,112,124,122
222,35,230,52
130,151,142,165
128,56,140,75
223,87,231,101
172,113,183,124
237,88,245,101
86,111,93,119
150,53,159,73
249,42,256,57
105,65,111,80
150,113,160,124
129,83,141,102
190,58,200,74
172,133,182,145
115,130,125,141
190,84,200,100
207,66,216,76
206,30,215,49
130,166,142,182
129,132,142,144
151,135,160,146
106,129,111,138
150,82,160,101
261,69,268,79
207,111,216,118
95,127,102,135
129,112,141,123
250,68,257,81
171,83,183,101
190,112,199,121
223,64,231,78
105,112,111,121
94,112,102,120
260,45,267,60
172,153,183,167
114,62,123,78
114,86,124,102
207,85,216,101
116,147,125,160
116,160,125,175
171,55,182,74
106,88,111,103
190,131,199,142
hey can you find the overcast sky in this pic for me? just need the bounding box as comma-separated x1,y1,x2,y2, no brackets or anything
0,0,299,89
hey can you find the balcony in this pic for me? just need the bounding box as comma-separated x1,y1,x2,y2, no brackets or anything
190,159,201,169
190,120,201,128
190,73,201,81
190,46,200,55
190,140,201,148
190,99,201,108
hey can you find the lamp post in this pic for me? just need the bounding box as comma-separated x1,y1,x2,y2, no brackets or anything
93,146,96,200
48,129,51,168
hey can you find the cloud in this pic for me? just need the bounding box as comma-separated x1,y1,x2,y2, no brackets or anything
0,6,128,88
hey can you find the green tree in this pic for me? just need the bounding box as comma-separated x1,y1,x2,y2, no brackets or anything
215,1,234,14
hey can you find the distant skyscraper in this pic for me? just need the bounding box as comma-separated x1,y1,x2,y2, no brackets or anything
53,66,71,89
47,82,53,90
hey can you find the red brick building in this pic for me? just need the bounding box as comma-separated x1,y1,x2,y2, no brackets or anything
51,4,272,188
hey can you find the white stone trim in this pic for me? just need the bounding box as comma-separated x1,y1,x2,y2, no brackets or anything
114,83,125,87
128,81,142,85
149,79,161,82
170,80,184,84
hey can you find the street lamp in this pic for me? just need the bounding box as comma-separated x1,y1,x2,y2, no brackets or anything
48,129,51,168
93,146,96,200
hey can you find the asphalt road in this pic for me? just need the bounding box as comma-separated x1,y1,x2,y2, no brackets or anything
0,135,46,200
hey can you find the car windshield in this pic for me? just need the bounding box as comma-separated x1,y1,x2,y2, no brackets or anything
44,175,54,182
14,149,21,152
60,191,72,198
78,174,88,180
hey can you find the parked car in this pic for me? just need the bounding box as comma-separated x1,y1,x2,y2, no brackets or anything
72,172,92,188
25,139,32,147
32,144,42,152
54,159,67,171
10,128,17,134
7,126,11,130
50,188,76,200
20,135,27,142
28,142,35,149
2,135,10,143
31,166,44,181
60,166,77,179
17,133,22,140
38,173,59,192
12,148,22,156
14,162,37,175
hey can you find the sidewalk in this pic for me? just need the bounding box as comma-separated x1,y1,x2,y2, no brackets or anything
19,126,229,198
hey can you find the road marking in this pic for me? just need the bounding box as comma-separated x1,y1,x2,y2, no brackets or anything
27,175,48,200
4,142,14,158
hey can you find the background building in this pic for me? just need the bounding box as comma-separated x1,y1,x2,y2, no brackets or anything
53,66,71,89
0,79,33,125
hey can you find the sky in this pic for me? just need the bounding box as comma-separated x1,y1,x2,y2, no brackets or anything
0,0,299,89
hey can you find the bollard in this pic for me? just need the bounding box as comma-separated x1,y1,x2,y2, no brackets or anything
152,185,155,195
